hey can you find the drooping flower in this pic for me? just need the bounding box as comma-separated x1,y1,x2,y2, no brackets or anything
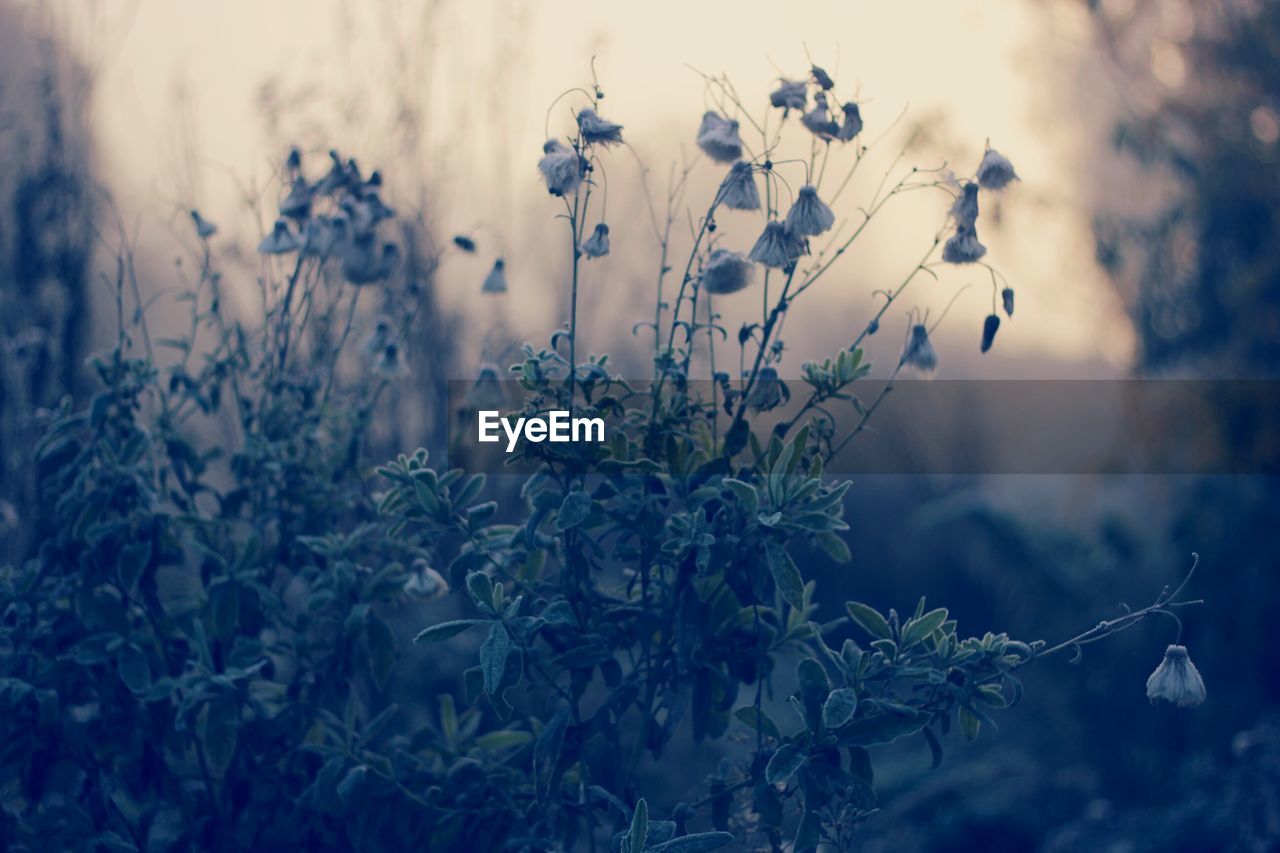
718,161,761,211
285,145,303,177
405,559,448,598
950,182,980,230
769,79,807,113
342,234,399,284
1001,287,1015,317
696,111,744,163
811,65,835,91
482,258,508,294
801,93,840,140
582,223,611,259
468,362,508,410
190,209,217,239
279,177,312,220
1146,644,1206,707
901,323,938,372
943,224,987,264
745,366,789,412
538,139,582,196
785,185,835,237
748,221,805,269
258,219,300,255
316,149,349,194
300,216,338,258
362,316,393,359
701,249,754,295
373,342,410,379
576,108,624,146
836,102,863,142
980,314,1001,353
976,146,1019,190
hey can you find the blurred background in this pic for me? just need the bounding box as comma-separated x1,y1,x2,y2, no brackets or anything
2,0,1277,848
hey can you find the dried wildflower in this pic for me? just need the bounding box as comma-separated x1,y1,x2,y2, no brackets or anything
300,217,338,258
811,65,835,91
748,221,805,269
576,108,624,146
976,146,1019,190
342,235,399,284
718,161,761,211
1002,287,1015,317
701,249,754,295
696,111,744,163
836,102,863,142
373,342,409,379
745,366,789,412
801,93,840,139
317,149,348,194
980,313,1001,353
582,223,611,259
190,210,217,239
453,235,477,253
943,224,987,264
285,145,303,176
469,363,508,410
1146,644,1206,707
538,139,582,196
901,323,938,372
482,258,508,294
280,177,312,220
950,182,980,230
258,219,300,255
770,79,807,113
362,316,393,359
405,559,449,598
785,185,835,237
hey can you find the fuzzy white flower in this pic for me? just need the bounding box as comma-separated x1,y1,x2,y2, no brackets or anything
718,161,761,211
785,185,835,237
258,220,300,255
942,224,988,264
582,223,611,259
836,102,863,142
701,249,754,295
901,323,938,372
696,111,744,163
748,221,805,269
976,146,1019,191
1146,644,1206,707
538,139,582,196
769,79,807,113
576,108,624,146
482,258,508,294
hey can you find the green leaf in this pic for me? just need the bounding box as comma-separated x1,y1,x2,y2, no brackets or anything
117,644,151,694
836,708,930,746
414,619,483,644
733,705,781,740
793,810,821,853
901,608,949,649
535,707,570,797
764,743,806,785
116,540,152,590
959,706,981,741
822,688,858,729
556,491,592,531
480,621,510,694
845,601,892,640
466,571,495,610
816,531,851,563
628,797,648,853
365,613,396,688
473,729,533,751
765,542,805,610
649,833,735,852
358,704,399,745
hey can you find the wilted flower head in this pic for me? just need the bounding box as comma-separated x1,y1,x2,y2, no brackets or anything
582,223,611,259
980,314,1001,353
901,323,938,372
718,161,761,211
405,559,448,599
943,224,988,264
300,217,338,258
696,111,744,163
811,65,835,91
362,316,393,359
770,79,807,113
745,366,789,412
836,102,863,142
469,362,508,410
576,108,624,146
801,93,840,140
785,185,835,237
258,219,300,255
749,221,805,269
373,342,409,379
285,145,303,176
701,249,754,295
342,233,398,284
1146,644,1206,708
482,258,508,294
280,177,312,220
538,139,582,196
950,181,980,230
190,209,217,239
976,146,1019,191
1001,287,1015,317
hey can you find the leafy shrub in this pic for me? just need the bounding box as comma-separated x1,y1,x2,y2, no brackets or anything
0,63,1201,852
